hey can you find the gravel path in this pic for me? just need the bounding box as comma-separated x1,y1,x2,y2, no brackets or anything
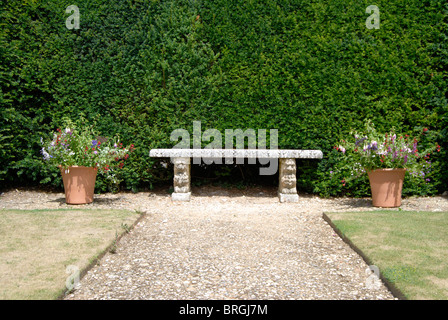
2,186,447,300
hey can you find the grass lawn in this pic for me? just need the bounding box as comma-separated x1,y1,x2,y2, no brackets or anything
0,208,142,300
325,210,448,300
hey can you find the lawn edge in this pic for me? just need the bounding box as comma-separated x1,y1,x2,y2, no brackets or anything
322,212,407,301
57,210,147,300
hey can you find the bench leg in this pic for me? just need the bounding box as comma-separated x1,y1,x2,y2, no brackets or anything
278,158,299,203
172,157,191,201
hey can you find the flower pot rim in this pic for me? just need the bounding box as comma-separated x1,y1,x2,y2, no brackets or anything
367,168,407,172
58,165,98,170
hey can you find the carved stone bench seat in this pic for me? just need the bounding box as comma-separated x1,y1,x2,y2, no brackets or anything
149,149,323,202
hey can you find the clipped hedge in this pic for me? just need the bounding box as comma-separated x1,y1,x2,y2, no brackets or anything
0,0,447,195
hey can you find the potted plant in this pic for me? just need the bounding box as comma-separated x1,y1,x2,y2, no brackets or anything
41,119,134,204
334,120,440,207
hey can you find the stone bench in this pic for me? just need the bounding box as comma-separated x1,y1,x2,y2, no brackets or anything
149,149,323,202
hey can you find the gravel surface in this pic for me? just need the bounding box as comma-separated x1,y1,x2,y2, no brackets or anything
1,186,447,300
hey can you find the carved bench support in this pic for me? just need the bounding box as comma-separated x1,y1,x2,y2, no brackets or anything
150,149,323,202
278,158,299,203
172,157,191,201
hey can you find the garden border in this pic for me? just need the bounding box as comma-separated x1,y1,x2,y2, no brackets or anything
322,212,407,300
57,210,147,300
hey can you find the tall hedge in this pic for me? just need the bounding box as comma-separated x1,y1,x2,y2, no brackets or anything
1,0,447,195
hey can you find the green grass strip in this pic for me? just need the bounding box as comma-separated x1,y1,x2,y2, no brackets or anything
324,210,448,300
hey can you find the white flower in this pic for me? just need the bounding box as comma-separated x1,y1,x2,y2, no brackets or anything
41,148,50,161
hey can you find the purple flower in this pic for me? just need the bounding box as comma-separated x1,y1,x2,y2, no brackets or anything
91,140,98,148
368,141,378,151
355,137,367,146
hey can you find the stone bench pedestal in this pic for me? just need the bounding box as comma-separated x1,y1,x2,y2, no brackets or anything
172,157,191,201
278,158,299,203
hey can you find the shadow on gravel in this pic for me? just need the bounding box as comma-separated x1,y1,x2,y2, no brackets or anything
334,198,374,209
192,185,278,198
48,197,68,205
48,196,124,206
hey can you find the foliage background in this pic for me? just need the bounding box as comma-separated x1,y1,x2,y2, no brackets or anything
1,0,447,196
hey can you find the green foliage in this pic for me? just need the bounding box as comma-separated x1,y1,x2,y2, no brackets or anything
40,117,134,190
1,0,447,196
331,120,440,191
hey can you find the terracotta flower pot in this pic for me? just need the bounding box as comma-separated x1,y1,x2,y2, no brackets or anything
367,168,406,208
60,166,98,204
